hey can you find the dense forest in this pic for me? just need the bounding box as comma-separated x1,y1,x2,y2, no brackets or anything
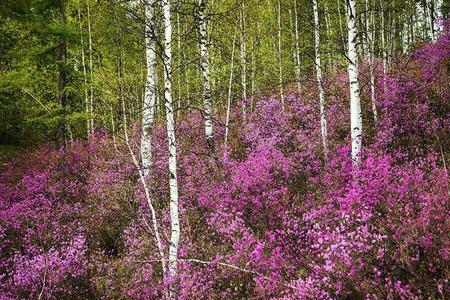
0,0,449,299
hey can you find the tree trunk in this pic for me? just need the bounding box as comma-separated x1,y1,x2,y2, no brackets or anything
380,0,387,88
87,0,94,133
366,0,377,122
312,0,329,159
224,33,237,150
240,2,247,116
198,0,214,149
58,0,68,145
277,0,284,104
337,0,346,52
250,36,256,111
77,4,90,137
347,0,363,165
110,105,117,151
293,0,301,93
118,39,166,294
177,12,182,118
162,0,181,297
141,0,157,177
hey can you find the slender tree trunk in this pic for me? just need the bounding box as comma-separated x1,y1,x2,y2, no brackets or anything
162,0,180,297
182,19,189,113
422,0,429,39
312,0,329,159
366,0,377,122
110,105,117,151
337,0,347,52
58,0,68,145
380,0,387,88
324,4,332,66
87,0,94,133
77,4,90,136
224,33,237,150
250,36,256,111
293,0,301,93
347,0,363,165
277,0,284,104
141,0,157,177
429,0,436,41
177,13,182,118
410,2,415,45
433,0,443,36
198,0,214,149
118,42,166,292
240,3,247,116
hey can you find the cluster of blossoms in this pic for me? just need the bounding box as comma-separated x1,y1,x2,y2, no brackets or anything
1,23,449,299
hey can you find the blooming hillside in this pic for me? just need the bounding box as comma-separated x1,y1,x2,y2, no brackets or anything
0,25,449,300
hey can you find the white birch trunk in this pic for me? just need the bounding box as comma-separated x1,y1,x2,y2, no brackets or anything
87,0,94,133
240,3,247,116
312,0,329,158
293,0,301,93
324,4,332,65
198,0,214,148
433,0,443,37
366,0,377,122
177,13,182,118
119,58,166,291
347,0,363,164
277,0,284,104
224,33,237,150
110,105,117,151
77,5,90,136
427,0,435,41
141,0,157,177
380,0,387,88
250,36,255,111
162,0,181,297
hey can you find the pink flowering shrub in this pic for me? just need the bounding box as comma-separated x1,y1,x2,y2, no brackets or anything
1,23,449,300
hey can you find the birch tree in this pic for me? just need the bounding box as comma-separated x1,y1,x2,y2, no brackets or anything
224,33,237,150
240,3,247,116
380,0,388,79
366,0,377,122
162,0,181,297
141,0,157,177
58,0,68,144
293,0,301,93
77,4,90,136
117,34,167,293
87,0,94,133
346,0,362,164
277,0,284,104
312,0,328,158
198,0,214,148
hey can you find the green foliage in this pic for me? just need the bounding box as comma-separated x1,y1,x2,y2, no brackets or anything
0,0,444,146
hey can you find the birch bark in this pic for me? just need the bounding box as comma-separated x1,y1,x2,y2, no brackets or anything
224,33,237,150
293,0,301,93
312,0,329,158
141,0,157,177
277,0,284,104
87,0,94,133
77,4,90,136
366,0,377,122
198,0,214,148
347,0,363,164
162,0,181,297
240,3,247,116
